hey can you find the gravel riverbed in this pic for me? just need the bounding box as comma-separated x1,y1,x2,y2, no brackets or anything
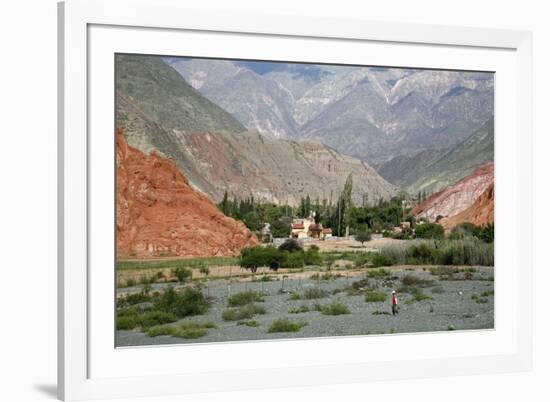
116,267,494,347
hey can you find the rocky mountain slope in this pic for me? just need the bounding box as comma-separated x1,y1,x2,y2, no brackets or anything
170,58,494,165
172,130,397,206
116,54,246,156
377,117,494,194
116,129,258,259
117,55,397,207
440,182,494,230
411,162,494,224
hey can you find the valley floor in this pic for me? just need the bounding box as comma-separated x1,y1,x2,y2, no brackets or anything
116,266,494,347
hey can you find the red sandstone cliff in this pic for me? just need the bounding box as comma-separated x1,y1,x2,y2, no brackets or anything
440,182,494,230
116,129,258,258
412,162,494,228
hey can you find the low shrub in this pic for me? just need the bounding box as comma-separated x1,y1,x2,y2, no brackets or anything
367,269,390,279
365,292,387,303
237,320,259,327
318,301,351,315
302,288,329,299
172,267,192,283
412,290,433,302
222,304,266,321
228,291,265,307
415,223,445,239
481,290,494,297
267,318,307,333
370,254,394,268
147,321,216,339
154,287,209,318
288,305,310,314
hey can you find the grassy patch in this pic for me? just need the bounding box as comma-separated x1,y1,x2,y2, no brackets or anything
288,305,310,314
372,310,391,316
365,292,387,303
481,290,494,297
222,304,266,321
237,320,259,327
117,257,238,271
316,301,351,315
267,318,307,333
301,288,329,300
147,321,216,339
116,307,177,331
367,269,391,279
228,291,265,307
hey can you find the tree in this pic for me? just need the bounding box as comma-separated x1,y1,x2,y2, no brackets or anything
270,217,291,238
355,228,372,246
172,267,192,283
415,222,444,239
278,239,303,253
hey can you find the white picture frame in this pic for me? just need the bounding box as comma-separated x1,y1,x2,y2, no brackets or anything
58,0,533,400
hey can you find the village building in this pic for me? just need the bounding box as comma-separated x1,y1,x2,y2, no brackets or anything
290,212,332,240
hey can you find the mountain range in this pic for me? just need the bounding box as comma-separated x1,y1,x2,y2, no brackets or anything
168,58,494,164
116,54,396,206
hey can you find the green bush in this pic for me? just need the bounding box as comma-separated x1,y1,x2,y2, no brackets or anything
304,245,323,266
368,268,391,279
415,223,445,239
278,239,303,252
281,251,305,268
302,288,329,299
147,321,216,339
355,229,372,245
222,304,266,321
154,287,209,318
365,292,387,302
267,318,306,333
173,267,192,283
288,305,310,314
116,315,138,330
138,310,177,330
240,245,283,270
318,301,351,315
371,253,394,268
228,291,265,307
237,320,259,327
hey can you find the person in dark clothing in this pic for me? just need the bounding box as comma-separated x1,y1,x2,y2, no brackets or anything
391,290,398,316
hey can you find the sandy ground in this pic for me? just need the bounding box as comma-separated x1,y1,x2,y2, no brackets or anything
116,266,494,347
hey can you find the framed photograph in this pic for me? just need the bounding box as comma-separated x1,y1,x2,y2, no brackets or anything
58,0,533,400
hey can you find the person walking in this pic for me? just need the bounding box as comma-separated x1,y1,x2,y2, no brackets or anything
391,290,398,316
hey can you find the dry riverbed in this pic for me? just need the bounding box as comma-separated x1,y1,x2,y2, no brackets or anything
116,266,494,347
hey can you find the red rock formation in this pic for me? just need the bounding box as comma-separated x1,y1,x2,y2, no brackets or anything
440,182,494,230
116,129,258,258
412,162,494,224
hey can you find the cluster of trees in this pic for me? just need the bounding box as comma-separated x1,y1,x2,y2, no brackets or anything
239,240,323,271
218,174,412,238
218,192,293,236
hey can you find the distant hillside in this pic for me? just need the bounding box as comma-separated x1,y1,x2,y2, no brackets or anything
172,130,397,206
116,54,246,156
411,162,494,224
440,182,494,230
376,117,494,195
